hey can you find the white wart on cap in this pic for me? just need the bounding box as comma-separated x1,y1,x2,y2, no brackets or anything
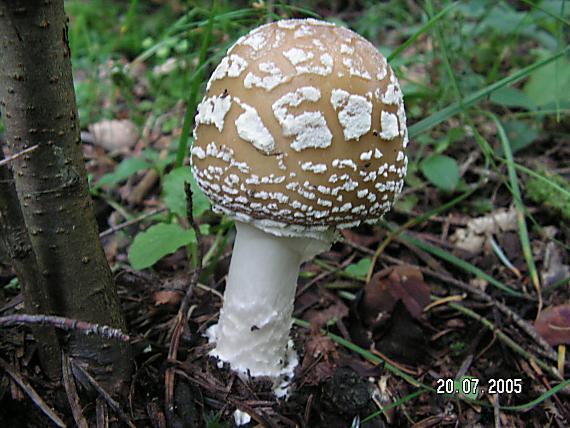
191,18,408,239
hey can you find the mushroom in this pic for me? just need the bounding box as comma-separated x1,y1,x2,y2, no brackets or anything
190,18,408,394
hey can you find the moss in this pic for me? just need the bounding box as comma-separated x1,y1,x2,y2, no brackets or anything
526,167,570,224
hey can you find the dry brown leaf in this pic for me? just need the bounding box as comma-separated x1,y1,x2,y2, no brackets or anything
152,290,182,307
534,304,570,346
359,265,430,325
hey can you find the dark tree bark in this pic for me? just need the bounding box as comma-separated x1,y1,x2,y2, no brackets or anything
0,1,131,392
0,150,60,378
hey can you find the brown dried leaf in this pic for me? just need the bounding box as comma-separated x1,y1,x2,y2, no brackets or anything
152,290,182,307
360,265,430,325
534,304,570,346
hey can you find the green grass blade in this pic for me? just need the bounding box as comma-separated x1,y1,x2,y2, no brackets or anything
388,2,458,62
500,378,570,411
409,47,570,138
488,113,541,307
361,390,426,423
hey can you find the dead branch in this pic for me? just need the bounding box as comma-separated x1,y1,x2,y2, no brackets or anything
0,144,39,167
0,314,130,342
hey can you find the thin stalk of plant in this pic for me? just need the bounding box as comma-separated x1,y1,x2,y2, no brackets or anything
487,113,542,315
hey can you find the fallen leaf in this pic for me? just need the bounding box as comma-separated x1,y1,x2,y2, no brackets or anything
359,265,430,326
534,305,570,346
152,290,182,307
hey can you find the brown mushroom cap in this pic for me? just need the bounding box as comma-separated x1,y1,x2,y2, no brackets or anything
191,18,408,239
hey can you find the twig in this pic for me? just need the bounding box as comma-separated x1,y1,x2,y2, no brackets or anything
62,353,89,428
0,357,66,428
99,207,167,238
165,182,205,414
70,360,136,428
0,145,39,167
0,314,130,342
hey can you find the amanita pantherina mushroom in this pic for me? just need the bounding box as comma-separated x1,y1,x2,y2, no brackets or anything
191,18,408,394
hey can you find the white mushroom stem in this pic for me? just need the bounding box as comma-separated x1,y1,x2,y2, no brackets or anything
208,221,330,384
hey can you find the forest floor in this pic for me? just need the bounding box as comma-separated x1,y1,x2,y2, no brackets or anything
1,0,570,427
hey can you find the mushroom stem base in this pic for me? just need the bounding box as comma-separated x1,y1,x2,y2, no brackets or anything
207,221,330,393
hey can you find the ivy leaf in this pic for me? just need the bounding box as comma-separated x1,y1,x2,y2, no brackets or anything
162,166,210,218
420,154,459,192
129,223,196,270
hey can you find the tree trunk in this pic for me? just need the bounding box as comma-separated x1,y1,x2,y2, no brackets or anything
0,150,61,379
0,0,131,392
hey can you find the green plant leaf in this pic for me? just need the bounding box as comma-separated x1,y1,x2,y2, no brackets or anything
95,158,150,188
490,87,536,110
162,166,210,218
344,258,372,278
129,223,196,269
420,155,459,191
524,56,570,107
